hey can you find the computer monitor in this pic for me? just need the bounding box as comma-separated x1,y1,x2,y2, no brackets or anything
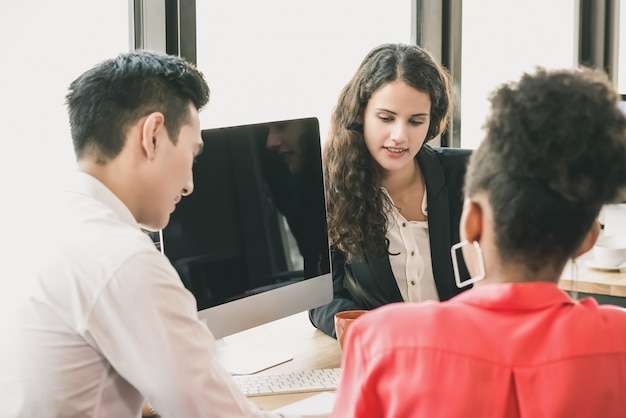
160,117,332,341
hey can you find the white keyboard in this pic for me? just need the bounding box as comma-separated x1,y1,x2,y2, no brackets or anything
232,368,341,397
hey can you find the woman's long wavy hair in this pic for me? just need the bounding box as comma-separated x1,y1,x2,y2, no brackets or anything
324,43,453,262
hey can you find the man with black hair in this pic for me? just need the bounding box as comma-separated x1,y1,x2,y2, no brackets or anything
0,50,288,418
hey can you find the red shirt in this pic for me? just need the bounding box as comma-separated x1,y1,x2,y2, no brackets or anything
332,282,626,418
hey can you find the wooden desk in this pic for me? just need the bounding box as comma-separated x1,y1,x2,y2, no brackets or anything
558,252,626,298
220,311,342,411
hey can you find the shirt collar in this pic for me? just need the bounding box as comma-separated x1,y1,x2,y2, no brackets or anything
64,171,139,229
451,282,577,311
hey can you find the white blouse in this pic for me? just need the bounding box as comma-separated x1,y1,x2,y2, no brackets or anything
382,187,439,303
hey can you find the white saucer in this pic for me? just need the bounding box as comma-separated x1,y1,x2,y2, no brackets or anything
584,259,625,271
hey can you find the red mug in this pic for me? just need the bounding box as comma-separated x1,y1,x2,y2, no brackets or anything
334,310,368,351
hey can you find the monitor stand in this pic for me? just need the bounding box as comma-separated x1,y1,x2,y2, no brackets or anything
215,338,293,375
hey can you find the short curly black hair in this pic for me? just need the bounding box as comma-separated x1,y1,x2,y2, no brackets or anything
464,67,626,271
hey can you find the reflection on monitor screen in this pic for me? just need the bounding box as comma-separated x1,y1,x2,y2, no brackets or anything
161,117,332,340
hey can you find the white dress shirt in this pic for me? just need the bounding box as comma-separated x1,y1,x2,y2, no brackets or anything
382,188,439,303
0,172,286,418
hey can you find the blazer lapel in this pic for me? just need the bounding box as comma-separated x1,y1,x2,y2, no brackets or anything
350,255,404,305
417,146,458,300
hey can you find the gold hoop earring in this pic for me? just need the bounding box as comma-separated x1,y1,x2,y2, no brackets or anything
451,240,486,288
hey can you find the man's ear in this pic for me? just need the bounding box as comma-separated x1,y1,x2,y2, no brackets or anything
574,219,601,258
140,112,166,161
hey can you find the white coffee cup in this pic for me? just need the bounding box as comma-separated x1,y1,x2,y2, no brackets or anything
600,204,626,236
593,235,626,268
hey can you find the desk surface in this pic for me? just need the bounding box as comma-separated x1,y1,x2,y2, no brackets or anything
558,251,626,297
221,311,341,411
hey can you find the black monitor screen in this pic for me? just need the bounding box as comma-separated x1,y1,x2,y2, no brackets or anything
161,117,330,312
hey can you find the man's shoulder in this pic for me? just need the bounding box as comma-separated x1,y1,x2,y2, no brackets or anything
41,205,160,282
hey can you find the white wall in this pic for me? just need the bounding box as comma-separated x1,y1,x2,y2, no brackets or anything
0,0,414,279
0,1,130,277
0,0,582,280
195,0,413,140
460,0,577,148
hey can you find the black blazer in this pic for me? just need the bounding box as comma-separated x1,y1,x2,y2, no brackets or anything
309,145,472,337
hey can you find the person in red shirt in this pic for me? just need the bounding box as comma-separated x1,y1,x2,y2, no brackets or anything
331,66,626,417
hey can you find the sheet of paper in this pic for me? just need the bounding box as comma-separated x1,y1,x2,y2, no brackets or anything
273,391,336,418
215,338,293,375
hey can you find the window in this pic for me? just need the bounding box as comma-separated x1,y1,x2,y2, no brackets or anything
459,0,577,148
195,0,413,139
0,1,130,276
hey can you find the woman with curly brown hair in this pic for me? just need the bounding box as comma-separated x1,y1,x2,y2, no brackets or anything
332,66,626,417
309,43,472,337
